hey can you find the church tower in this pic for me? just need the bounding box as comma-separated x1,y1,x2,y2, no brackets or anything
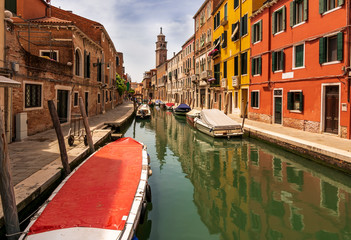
155,27,167,67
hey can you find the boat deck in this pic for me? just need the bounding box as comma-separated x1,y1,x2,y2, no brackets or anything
26,138,144,238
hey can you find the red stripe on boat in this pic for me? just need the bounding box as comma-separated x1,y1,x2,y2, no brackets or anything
28,137,143,235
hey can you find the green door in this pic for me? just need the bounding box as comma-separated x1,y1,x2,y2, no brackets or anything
274,97,282,124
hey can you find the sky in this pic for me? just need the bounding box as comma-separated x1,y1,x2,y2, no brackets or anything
54,0,204,82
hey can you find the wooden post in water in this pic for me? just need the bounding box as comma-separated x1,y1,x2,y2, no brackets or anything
0,109,20,240
48,100,71,176
79,97,94,153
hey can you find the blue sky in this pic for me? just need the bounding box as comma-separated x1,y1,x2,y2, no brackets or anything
55,0,204,82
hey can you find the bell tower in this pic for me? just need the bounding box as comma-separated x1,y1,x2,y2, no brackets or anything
156,27,167,67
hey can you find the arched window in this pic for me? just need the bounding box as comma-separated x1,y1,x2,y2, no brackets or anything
75,49,82,76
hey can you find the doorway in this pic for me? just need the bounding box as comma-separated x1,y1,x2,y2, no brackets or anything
85,92,89,116
241,89,248,118
273,89,283,124
57,90,69,123
324,85,339,134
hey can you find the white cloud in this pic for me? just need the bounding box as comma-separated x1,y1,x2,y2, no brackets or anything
54,0,203,82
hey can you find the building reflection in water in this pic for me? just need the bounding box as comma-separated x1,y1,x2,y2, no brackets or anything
137,110,351,240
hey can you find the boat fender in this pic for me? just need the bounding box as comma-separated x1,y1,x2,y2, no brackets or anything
132,235,139,240
146,183,152,202
148,169,153,177
147,154,151,164
139,201,147,224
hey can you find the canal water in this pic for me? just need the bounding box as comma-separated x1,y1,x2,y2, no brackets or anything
124,108,351,240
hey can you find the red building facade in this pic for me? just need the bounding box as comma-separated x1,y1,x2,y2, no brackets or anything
250,0,351,138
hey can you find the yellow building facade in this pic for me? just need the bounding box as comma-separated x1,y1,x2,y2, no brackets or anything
212,0,265,116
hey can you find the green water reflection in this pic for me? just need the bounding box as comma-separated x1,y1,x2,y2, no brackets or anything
124,109,351,240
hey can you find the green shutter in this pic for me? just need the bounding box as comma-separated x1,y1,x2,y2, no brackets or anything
272,12,276,34
258,57,262,75
304,0,308,21
272,52,276,72
252,23,254,43
252,59,255,76
282,6,286,31
259,20,262,41
299,92,304,111
5,0,17,14
338,0,344,6
319,37,326,64
290,1,295,27
295,45,304,67
280,50,285,71
84,50,87,78
319,0,325,14
287,92,293,110
251,92,255,107
255,92,259,107
337,32,343,61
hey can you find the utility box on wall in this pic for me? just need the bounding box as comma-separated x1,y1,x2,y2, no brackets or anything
16,112,27,141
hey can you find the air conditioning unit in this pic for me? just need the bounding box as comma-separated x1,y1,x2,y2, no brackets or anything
232,76,240,88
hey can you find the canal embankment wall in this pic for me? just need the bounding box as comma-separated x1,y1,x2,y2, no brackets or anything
0,102,135,231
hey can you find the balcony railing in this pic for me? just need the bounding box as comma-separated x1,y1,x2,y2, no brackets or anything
200,70,212,80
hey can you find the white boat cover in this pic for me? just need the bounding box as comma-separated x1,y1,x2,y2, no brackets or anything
200,109,242,130
186,109,201,117
138,104,150,111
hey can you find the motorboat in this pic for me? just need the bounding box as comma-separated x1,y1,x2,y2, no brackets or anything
165,103,175,111
186,109,201,127
194,109,244,138
136,104,151,119
173,103,191,116
155,100,161,106
19,137,152,240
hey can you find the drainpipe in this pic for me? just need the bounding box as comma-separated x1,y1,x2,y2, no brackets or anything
347,0,351,138
268,3,272,123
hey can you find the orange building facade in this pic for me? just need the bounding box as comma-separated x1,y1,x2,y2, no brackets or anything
250,0,351,138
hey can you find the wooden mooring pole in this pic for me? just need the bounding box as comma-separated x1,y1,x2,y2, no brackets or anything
0,108,20,240
79,97,95,153
48,100,71,176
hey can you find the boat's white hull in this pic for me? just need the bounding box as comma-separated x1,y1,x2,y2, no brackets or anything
195,119,243,138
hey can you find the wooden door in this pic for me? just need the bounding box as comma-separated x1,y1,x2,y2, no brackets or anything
324,86,339,134
274,97,282,124
57,90,68,123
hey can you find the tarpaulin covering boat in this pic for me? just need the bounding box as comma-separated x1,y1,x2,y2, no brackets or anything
173,103,191,115
194,109,243,138
20,137,151,240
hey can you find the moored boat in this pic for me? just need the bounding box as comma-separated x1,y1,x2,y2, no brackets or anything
136,104,151,119
19,137,151,240
194,109,243,138
165,102,175,110
155,99,161,106
186,109,201,127
173,103,191,115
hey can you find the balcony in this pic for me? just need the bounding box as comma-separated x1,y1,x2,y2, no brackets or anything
221,16,228,26
199,80,208,87
200,70,212,80
191,74,199,83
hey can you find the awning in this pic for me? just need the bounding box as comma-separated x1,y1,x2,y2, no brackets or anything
231,24,238,39
0,76,21,88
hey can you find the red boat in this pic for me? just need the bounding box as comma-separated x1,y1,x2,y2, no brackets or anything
20,137,151,240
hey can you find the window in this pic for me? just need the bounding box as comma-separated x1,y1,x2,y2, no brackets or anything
272,50,285,72
232,21,240,41
252,57,262,76
287,91,304,111
241,14,248,36
116,56,120,66
319,32,343,64
40,50,58,61
290,0,308,26
84,51,90,78
214,63,220,85
75,49,82,76
251,91,259,108
272,6,286,34
294,44,304,68
224,3,228,21
241,52,248,75
234,56,239,76
97,58,102,82
221,31,227,48
234,0,239,9
223,61,227,78
73,92,79,107
214,11,221,29
105,91,108,102
207,4,211,19
97,93,101,104
252,20,262,43
319,0,344,14
25,83,42,108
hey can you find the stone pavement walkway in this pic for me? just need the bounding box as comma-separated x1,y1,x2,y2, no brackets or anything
0,101,134,224
229,114,351,171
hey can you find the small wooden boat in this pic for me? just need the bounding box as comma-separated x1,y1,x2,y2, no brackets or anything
165,103,175,110
155,100,161,106
186,109,201,127
194,109,243,138
173,103,191,116
136,104,151,119
20,137,151,240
